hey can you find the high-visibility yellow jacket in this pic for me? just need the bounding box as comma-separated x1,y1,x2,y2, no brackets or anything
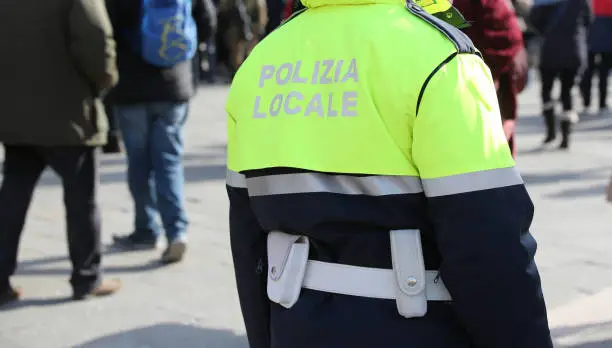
225,0,553,347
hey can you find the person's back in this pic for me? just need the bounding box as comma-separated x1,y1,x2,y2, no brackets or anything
226,0,553,347
0,0,116,145
106,0,215,105
530,0,592,70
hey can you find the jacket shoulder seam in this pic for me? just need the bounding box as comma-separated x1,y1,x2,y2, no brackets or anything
415,52,457,116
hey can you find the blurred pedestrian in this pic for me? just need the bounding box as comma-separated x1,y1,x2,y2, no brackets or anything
217,0,255,78
106,0,216,263
249,0,269,51
579,0,612,116
530,0,592,149
0,0,121,307
453,0,528,157
217,0,267,78
200,0,220,83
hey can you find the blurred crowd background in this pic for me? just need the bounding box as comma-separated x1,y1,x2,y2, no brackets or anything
201,0,611,153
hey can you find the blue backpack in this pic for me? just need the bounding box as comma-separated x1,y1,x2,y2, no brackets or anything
140,0,198,67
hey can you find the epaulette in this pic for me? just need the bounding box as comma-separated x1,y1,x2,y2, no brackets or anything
406,0,478,55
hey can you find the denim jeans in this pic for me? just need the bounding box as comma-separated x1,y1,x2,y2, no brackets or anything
114,102,189,241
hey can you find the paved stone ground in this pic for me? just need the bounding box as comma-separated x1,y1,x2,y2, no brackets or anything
1,80,612,348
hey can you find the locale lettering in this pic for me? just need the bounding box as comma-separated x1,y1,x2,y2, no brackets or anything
253,59,359,118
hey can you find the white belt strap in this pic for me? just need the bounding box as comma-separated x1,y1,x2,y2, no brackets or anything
302,260,451,301
266,230,453,316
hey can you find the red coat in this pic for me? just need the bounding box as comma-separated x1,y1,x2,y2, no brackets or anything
593,0,612,16
453,0,524,81
284,0,294,19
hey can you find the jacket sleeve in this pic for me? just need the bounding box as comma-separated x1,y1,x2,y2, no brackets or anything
412,53,553,348
193,0,218,43
226,113,271,348
69,0,118,92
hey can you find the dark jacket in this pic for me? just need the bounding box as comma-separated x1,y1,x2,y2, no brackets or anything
588,17,612,53
530,0,593,69
0,0,117,146
105,0,216,105
588,0,612,53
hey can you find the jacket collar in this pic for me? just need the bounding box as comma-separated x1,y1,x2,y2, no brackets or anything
300,0,454,13
301,0,405,9
297,0,468,28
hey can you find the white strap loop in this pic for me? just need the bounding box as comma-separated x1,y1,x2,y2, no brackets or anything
302,260,451,301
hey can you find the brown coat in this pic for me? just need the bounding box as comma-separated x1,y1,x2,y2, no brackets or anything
0,0,118,146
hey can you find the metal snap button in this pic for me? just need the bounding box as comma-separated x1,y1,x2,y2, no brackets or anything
407,277,418,287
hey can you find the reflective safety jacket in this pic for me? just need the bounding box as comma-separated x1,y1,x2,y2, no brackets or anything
225,0,553,347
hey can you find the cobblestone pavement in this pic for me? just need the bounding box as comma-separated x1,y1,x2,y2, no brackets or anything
1,81,612,348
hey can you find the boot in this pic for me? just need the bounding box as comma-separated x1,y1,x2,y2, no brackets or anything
559,120,571,149
542,108,556,144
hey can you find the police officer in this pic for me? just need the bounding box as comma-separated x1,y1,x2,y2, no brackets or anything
225,0,554,347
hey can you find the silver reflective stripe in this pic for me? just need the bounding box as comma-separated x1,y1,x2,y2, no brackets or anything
226,169,247,188
247,173,423,196
422,167,524,197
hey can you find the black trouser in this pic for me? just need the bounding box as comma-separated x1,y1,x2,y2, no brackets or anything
540,68,578,112
0,145,101,292
580,51,612,109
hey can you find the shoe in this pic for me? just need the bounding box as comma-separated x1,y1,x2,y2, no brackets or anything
559,120,571,150
161,236,187,264
73,279,122,300
542,108,556,144
0,285,22,307
112,232,162,250
580,105,596,118
563,110,580,124
599,107,610,117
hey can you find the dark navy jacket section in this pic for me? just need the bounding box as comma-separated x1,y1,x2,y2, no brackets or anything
228,186,270,348
227,168,552,348
530,0,592,69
